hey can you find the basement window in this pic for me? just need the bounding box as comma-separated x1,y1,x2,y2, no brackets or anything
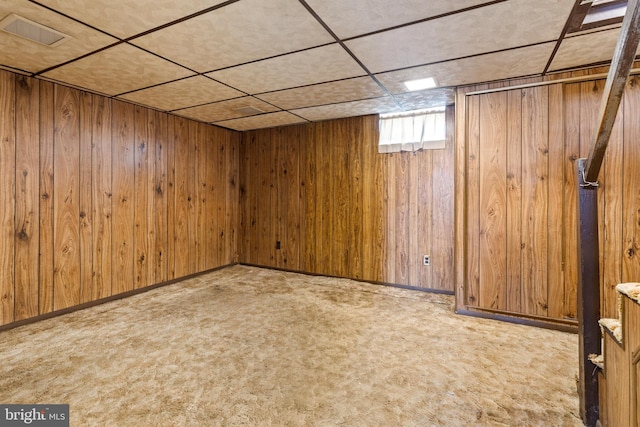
378,107,446,153
567,0,627,33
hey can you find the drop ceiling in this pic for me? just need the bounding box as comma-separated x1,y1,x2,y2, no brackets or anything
0,0,631,131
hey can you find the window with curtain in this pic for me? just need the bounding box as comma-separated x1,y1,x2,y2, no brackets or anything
378,107,446,153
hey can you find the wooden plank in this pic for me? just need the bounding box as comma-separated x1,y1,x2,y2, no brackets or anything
563,82,582,320
229,131,240,264
111,100,135,295
372,118,387,283
53,85,81,310
208,126,220,269
173,117,190,278
134,107,149,289
416,150,432,288
466,94,481,307
386,153,398,283
283,127,301,271
299,125,311,272
237,134,249,264
506,88,523,313
217,127,228,268
188,122,198,274
478,91,508,311
521,86,549,317
348,119,362,280
14,75,39,320
39,80,55,315
0,71,15,324
430,106,455,292
248,133,259,266
166,115,176,280
585,0,640,182
91,96,112,299
547,83,566,319
622,76,640,283
193,122,206,271
153,111,168,283
78,91,93,303
361,118,374,282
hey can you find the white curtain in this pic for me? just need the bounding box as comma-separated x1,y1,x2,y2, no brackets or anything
378,108,446,153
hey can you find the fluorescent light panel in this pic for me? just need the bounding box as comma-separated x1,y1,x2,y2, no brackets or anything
403,77,437,91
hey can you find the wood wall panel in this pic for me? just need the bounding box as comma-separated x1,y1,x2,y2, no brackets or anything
0,71,16,324
0,69,238,328
53,85,81,311
15,76,40,320
239,113,455,291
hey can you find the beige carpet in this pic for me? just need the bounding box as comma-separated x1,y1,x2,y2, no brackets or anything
0,265,581,426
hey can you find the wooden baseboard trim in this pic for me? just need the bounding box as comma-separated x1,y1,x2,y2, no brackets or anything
456,308,578,333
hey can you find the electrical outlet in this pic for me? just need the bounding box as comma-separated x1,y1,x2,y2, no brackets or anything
423,255,430,266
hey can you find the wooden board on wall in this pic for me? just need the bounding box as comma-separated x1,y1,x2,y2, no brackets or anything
134,107,150,290
53,85,81,311
152,111,168,284
0,71,16,324
14,76,40,320
79,92,93,304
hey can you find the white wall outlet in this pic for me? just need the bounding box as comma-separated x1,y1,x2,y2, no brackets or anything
423,255,430,266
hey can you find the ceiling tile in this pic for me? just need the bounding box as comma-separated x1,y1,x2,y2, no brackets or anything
117,76,243,111
42,44,193,96
394,88,456,110
256,76,385,110
173,97,279,123
291,97,399,122
132,0,334,73
376,42,556,93
548,28,637,72
0,0,117,73
207,44,365,94
214,111,307,131
306,0,489,39
345,0,574,73
35,0,229,39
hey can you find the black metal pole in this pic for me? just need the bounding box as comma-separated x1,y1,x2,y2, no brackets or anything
576,158,601,426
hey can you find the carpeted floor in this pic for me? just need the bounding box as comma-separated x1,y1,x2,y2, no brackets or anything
0,265,581,426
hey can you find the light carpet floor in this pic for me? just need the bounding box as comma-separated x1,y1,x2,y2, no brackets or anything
0,265,581,426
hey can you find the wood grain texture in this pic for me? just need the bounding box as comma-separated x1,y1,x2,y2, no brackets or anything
151,110,168,284
173,117,190,278
39,81,55,315
134,107,150,290
79,92,93,304
111,100,135,295
14,76,39,320
466,95,481,306
91,96,112,300
53,85,81,310
622,77,640,285
0,71,16,324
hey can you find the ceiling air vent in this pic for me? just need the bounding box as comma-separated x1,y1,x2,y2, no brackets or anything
0,14,71,47
234,106,264,116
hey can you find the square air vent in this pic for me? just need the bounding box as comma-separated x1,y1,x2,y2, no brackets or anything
234,106,264,116
0,14,71,47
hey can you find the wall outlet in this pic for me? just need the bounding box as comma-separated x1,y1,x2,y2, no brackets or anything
423,255,430,266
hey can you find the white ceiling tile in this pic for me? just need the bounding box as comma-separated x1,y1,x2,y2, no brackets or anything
291,97,399,122
376,42,556,93
256,76,385,110
0,0,117,73
214,111,307,131
306,0,489,39
35,0,229,39
173,97,279,123
548,28,636,72
42,44,193,96
118,76,243,111
346,0,574,73
132,0,334,73
207,44,365,94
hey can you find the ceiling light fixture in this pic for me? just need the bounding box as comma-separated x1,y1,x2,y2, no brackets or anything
0,14,71,47
403,77,437,91
234,106,264,116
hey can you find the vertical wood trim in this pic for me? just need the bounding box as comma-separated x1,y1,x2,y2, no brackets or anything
38,80,54,315
91,96,112,300
14,76,39,320
111,100,135,295
78,92,93,303
0,71,16,324
53,85,81,310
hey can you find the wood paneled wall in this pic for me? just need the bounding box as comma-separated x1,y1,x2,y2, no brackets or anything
0,70,239,327
239,109,455,291
457,73,640,325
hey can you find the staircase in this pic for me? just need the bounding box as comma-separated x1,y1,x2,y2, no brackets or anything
593,283,640,427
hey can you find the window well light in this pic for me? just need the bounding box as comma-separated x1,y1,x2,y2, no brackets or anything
403,77,437,91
